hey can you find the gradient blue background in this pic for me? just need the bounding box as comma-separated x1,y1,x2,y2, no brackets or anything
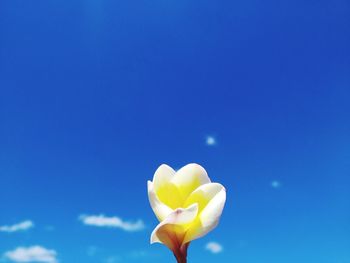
1,0,350,262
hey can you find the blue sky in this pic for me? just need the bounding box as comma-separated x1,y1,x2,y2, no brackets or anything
0,0,350,262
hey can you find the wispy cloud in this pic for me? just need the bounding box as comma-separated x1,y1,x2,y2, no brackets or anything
104,250,157,263
105,256,121,263
0,220,34,233
3,246,57,263
44,226,55,232
79,214,145,232
128,250,147,259
87,246,98,257
206,136,217,146
205,242,223,254
271,180,281,189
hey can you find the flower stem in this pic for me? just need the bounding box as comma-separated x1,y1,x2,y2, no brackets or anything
174,252,186,263
173,243,189,263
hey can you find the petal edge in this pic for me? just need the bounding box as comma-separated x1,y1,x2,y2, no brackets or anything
147,181,173,221
183,187,226,243
150,203,198,250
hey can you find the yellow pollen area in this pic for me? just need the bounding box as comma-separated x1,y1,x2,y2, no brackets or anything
155,182,184,209
156,179,211,215
183,190,211,213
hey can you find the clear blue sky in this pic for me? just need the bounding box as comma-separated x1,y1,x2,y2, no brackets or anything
0,0,349,262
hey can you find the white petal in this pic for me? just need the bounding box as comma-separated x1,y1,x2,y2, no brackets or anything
152,165,184,209
172,163,211,200
183,186,226,243
184,183,225,213
150,203,198,250
153,164,176,192
147,181,173,221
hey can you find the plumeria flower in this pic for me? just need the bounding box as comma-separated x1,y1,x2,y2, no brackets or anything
148,163,226,263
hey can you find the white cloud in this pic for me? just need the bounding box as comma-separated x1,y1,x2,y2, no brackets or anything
3,246,57,263
44,226,55,232
87,246,97,257
128,250,147,259
0,220,34,233
205,242,223,254
271,180,281,189
79,214,145,232
206,136,216,146
105,256,120,263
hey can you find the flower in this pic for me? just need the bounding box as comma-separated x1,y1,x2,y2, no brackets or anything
147,163,226,262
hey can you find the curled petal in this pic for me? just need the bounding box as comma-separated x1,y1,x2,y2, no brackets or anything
172,163,211,201
183,186,226,244
184,183,225,213
147,181,173,221
150,203,198,251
